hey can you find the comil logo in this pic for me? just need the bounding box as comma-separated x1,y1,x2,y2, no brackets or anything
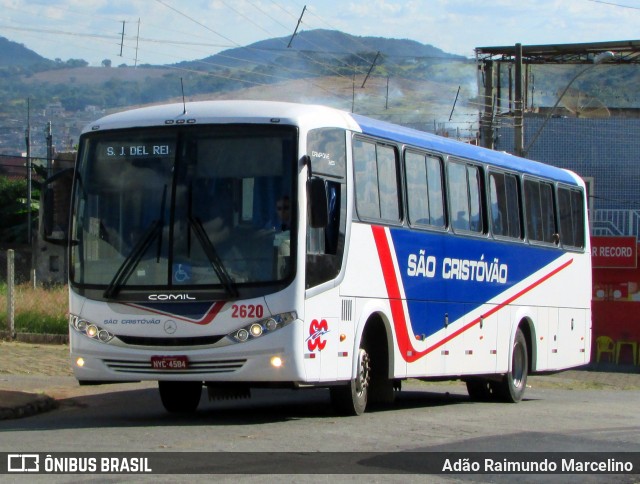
8,454,39,472
147,293,196,301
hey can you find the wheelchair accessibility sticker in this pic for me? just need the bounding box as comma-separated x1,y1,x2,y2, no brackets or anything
173,263,191,283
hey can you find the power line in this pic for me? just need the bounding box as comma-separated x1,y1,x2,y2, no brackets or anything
586,0,640,9
0,1,486,126
148,1,361,91
153,0,240,48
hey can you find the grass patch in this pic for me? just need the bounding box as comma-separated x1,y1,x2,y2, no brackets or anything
0,283,68,334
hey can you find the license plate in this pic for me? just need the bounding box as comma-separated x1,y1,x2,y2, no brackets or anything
151,355,189,370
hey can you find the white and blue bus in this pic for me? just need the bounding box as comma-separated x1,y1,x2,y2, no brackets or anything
45,100,591,415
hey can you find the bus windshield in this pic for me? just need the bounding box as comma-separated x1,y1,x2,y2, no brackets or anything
70,125,297,299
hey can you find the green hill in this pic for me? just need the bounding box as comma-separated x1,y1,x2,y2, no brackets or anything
0,36,53,68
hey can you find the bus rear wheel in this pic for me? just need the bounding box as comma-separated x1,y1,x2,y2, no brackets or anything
330,347,370,416
158,381,203,413
495,328,528,403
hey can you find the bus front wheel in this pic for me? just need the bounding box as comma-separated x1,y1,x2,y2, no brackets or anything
330,347,370,416
158,381,203,413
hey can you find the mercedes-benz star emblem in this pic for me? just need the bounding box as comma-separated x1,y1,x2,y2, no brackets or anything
164,320,177,334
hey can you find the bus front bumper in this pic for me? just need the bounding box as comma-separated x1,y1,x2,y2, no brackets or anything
69,322,306,383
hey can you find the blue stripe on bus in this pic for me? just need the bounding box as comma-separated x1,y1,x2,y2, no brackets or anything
388,228,565,337
351,113,578,185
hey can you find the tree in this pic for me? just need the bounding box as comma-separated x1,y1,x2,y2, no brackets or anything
0,176,39,243
64,59,89,68
102,59,112,68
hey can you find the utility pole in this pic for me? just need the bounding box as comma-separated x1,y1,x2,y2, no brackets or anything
361,51,380,88
514,43,524,157
45,121,53,178
351,71,355,113
287,5,306,48
480,60,494,149
25,98,32,245
119,21,125,57
449,86,461,122
385,76,389,110
135,18,140,68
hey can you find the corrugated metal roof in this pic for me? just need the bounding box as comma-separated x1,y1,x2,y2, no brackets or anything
476,40,640,64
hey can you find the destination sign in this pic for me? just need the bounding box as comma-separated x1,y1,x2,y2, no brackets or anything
104,144,172,157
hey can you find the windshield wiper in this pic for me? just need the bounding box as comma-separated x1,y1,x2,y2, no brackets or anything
103,186,168,300
188,215,238,298
103,220,163,299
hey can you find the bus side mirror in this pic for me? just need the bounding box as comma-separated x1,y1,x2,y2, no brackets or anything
42,168,74,245
307,176,328,228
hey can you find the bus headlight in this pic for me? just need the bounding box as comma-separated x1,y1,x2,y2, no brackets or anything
70,315,114,344
236,329,249,342
230,311,297,344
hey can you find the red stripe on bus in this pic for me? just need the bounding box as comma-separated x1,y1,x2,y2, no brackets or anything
371,225,414,358
371,225,573,363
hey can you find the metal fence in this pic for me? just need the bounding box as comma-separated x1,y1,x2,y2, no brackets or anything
591,209,640,240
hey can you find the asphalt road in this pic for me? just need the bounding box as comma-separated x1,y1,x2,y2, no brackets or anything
1,342,639,482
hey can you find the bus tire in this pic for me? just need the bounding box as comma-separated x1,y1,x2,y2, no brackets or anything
158,381,202,413
330,347,370,416
495,328,528,403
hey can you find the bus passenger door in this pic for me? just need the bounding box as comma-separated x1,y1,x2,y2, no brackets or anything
303,288,344,382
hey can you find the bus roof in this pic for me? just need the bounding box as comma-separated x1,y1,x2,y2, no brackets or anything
81,100,360,134
351,113,579,185
83,100,579,186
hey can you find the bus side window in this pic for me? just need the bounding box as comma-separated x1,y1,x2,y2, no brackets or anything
558,186,585,249
426,155,445,227
376,144,400,221
353,139,379,219
467,165,482,232
449,162,469,231
353,137,400,223
448,160,484,234
306,127,347,288
489,171,521,239
405,151,445,228
525,179,557,244
540,182,556,243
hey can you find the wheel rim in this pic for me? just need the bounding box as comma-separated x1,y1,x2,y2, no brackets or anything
512,340,525,389
355,349,371,397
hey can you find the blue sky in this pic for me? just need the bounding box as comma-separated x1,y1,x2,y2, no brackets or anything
0,0,638,66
